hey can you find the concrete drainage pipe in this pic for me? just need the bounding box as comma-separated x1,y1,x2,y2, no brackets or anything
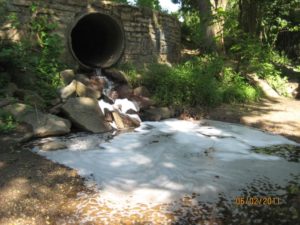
69,12,125,69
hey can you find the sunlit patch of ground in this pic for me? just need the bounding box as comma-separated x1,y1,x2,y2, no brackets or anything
209,98,300,143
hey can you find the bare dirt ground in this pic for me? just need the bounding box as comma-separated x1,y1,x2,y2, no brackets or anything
0,97,299,224
208,97,300,143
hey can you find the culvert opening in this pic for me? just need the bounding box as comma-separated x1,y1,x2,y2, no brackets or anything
69,12,124,69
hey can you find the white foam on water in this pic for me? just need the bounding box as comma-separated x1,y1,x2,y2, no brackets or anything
33,119,300,208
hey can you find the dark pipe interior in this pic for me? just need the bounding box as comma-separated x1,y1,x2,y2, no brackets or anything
70,13,124,68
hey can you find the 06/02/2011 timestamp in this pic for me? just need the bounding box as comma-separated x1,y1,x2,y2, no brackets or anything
235,196,281,206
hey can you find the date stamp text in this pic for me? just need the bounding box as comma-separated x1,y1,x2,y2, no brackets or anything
235,196,281,206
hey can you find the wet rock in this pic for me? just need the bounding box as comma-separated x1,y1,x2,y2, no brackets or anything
112,111,140,129
3,103,71,137
60,69,75,85
89,76,105,93
61,97,112,133
40,141,67,151
133,86,150,97
115,84,133,99
129,95,155,110
141,107,174,121
104,68,128,83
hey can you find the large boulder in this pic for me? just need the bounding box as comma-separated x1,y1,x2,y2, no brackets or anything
61,97,112,133
4,103,71,137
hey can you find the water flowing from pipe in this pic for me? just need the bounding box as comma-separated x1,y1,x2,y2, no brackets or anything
95,68,115,97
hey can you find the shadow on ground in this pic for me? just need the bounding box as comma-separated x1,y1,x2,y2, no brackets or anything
208,97,300,143
0,139,89,224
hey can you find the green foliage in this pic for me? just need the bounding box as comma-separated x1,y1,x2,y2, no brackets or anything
228,35,291,96
0,110,17,133
0,2,65,104
110,0,129,4
178,10,202,47
135,0,161,10
124,55,260,107
119,63,143,88
29,4,64,101
221,67,261,102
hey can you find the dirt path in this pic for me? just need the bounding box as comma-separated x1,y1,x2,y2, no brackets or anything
0,141,88,224
0,97,299,224
208,97,300,143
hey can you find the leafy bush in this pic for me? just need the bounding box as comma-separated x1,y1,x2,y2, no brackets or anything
0,3,65,105
0,110,17,133
229,35,290,97
123,55,261,107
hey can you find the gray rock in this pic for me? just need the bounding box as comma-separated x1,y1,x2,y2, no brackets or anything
75,81,101,99
4,103,71,137
60,69,75,85
61,97,112,133
59,80,76,100
40,141,67,151
115,84,133,99
104,68,128,84
141,107,174,121
129,95,155,110
75,74,90,86
60,80,101,100
133,86,151,97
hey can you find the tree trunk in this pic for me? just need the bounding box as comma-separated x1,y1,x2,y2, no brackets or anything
197,0,228,52
238,0,262,37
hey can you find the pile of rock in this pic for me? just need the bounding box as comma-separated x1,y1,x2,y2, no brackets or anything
57,68,175,132
1,67,175,144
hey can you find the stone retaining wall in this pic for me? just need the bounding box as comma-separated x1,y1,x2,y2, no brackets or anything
1,0,181,67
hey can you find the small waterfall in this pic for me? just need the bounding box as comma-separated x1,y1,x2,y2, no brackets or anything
101,76,115,97
95,68,102,76
94,68,114,97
